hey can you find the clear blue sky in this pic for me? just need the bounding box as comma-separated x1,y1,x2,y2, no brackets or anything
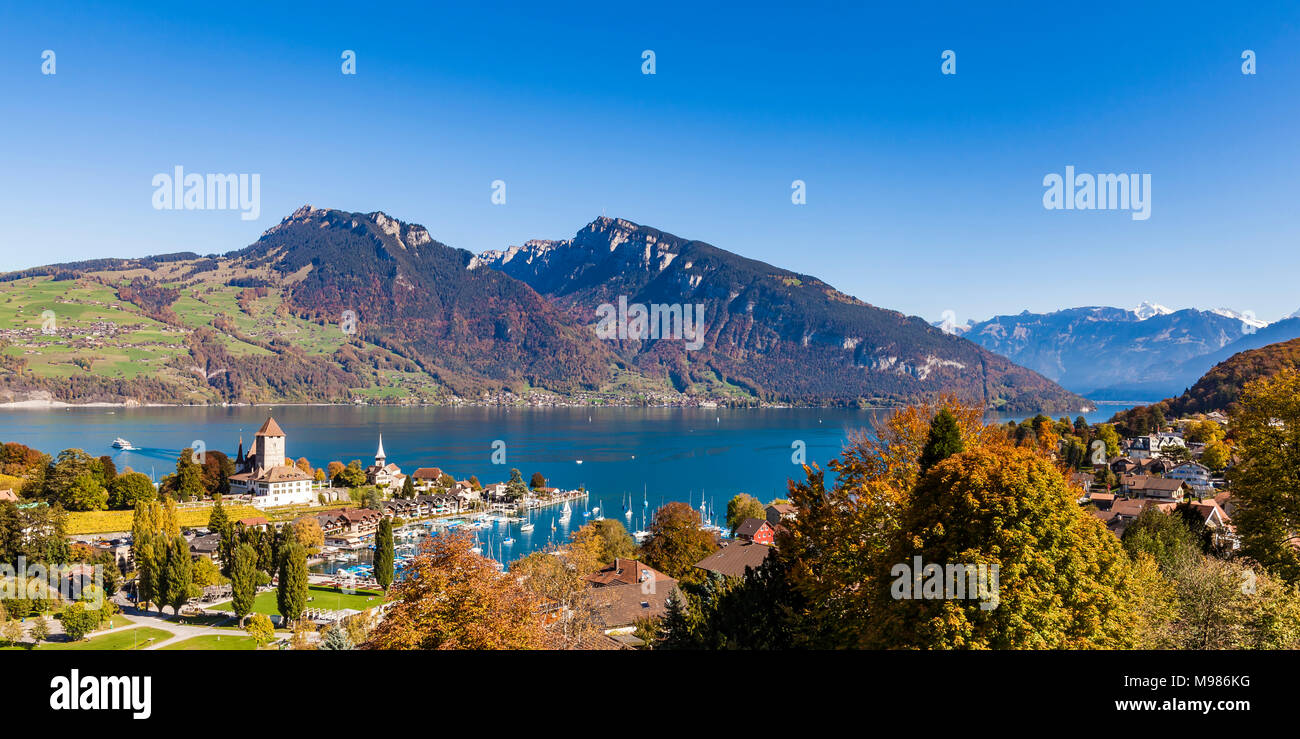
1,1,1297,323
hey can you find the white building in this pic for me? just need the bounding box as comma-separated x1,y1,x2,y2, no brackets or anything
1166,462,1213,495
229,416,316,509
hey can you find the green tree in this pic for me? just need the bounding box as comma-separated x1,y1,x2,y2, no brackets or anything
374,518,395,591
65,471,108,511
60,602,101,641
277,542,308,623
108,472,155,509
918,408,964,475
208,494,229,532
401,475,416,499
1121,507,1201,575
170,449,206,501
161,535,193,616
725,493,766,534
230,543,258,625
333,461,366,488
505,468,527,501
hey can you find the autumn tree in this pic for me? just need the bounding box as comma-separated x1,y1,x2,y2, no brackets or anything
725,493,766,534
571,518,635,566
778,396,990,646
1227,368,1300,583
365,531,550,649
867,446,1139,649
293,516,324,554
639,502,718,585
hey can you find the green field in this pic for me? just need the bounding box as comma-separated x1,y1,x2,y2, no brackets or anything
208,585,385,617
0,274,444,402
160,634,260,650
2,625,174,651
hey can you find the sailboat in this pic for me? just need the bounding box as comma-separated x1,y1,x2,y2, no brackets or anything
583,497,592,518
520,509,535,533
560,500,572,521
624,491,633,520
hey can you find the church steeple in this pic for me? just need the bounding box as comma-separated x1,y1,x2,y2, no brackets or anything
375,434,386,466
235,435,245,465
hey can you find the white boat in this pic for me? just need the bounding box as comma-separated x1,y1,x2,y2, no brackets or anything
520,522,535,532
111,437,138,450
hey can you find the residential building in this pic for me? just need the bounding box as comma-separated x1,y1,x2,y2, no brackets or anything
734,518,776,545
695,540,774,579
1121,475,1189,501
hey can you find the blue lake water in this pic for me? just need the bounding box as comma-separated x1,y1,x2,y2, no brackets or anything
0,403,1132,565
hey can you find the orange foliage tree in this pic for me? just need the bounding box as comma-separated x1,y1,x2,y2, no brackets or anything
364,531,551,650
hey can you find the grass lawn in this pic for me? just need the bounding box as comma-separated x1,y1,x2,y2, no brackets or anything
160,634,260,651
208,585,385,617
1,626,175,651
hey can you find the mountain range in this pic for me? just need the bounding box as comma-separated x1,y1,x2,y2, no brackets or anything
943,304,1300,400
0,207,1087,412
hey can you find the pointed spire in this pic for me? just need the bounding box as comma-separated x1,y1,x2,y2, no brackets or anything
375,433,386,464
235,435,245,464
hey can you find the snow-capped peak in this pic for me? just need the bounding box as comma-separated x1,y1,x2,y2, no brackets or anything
1132,301,1173,320
1211,308,1269,329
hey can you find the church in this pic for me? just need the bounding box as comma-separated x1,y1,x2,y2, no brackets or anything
229,416,317,508
365,434,406,490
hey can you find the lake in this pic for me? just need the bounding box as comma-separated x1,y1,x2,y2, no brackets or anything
0,403,1132,564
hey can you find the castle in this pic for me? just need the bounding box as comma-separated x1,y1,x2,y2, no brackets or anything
229,416,316,508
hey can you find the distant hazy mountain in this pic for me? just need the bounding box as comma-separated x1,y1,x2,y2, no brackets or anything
1111,335,1300,430
960,306,1262,399
474,217,1088,412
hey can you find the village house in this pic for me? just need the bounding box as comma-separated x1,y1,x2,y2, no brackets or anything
584,558,679,634
1121,475,1189,501
188,533,222,561
1166,462,1213,495
695,540,774,579
734,517,776,545
1126,433,1186,460
410,467,444,492
765,503,796,528
235,516,271,531
228,417,316,508
314,507,382,545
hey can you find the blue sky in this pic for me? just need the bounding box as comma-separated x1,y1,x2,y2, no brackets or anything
1,1,1297,323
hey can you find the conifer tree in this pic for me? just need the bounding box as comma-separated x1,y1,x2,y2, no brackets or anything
375,518,395,591
277,542,308,623
918,408,964,475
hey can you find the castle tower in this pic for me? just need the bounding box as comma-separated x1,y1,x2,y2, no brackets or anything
254,416,286,474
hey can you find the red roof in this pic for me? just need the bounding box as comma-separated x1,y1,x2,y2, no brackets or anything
255,416,285,437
